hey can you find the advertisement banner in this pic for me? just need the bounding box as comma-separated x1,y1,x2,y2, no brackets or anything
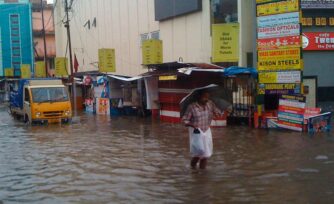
281,94,306,102
279,105,305,115
96,98,110,115
259,71,301,83
302,32,334,50
4,68,14,77
279,99,306,109
35,61,46,78
301,0,334,9
258,58,302,71
257,0,300,16
212,23,239,62
258,48,300,61
142,39,163,65
257,35,301,50
55,57,68,77
258,83,301,95
257,12,300,28
278,95,306,132
98,48,116,72
278,111,304,124
307,112,332,133
258,24,300,39
20,64,31,79
277,120,303,131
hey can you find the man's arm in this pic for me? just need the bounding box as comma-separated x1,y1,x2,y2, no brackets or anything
182,105,196,128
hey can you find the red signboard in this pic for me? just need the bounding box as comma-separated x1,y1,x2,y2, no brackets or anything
257,35,301,50
303,32,334,50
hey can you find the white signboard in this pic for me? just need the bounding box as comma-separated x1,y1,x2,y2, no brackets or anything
277,71,301,83
258,24,300,39
257,12,300,28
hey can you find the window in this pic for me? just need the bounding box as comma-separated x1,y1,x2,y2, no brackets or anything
31,87,69,103
24,88,30,102
211,0,238,24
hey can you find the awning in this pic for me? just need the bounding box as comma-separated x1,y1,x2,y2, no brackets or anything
107,74,144,82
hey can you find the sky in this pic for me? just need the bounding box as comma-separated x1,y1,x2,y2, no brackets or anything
47,0,54,4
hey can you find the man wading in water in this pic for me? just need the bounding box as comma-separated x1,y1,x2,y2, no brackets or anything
182,90,229,169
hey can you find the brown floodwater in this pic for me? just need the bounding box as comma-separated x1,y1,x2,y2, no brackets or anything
0,105,334,203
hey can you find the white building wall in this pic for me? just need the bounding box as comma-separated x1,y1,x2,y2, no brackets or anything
159,0,211,63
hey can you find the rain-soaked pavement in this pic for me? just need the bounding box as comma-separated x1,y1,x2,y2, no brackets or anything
0,105,334,203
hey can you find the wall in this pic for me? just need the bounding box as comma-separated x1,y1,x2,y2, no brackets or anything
0,3,34,76
238,0,256,67
159,0,211,63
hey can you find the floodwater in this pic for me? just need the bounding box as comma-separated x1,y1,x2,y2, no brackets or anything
0,105,334,204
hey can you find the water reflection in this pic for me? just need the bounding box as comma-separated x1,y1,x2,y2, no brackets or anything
0,106,333,203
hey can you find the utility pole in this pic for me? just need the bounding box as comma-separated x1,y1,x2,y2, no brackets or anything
64,0,76,112
40,0,48,76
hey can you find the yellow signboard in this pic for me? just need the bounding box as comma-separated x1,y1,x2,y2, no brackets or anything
20,64,31,78
142,39,163,65
212,23,239,63
35,61,46,78
98,48,116,72
55,57,69,77
258,48,301,61
257,0,299,17
4,68,14,77
258,58,302,71
159,75,177,81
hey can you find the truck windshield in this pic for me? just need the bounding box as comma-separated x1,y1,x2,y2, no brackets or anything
31,87,69,103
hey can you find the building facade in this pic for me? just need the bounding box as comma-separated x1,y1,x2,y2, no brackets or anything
0,0,34,77
54,0,255,76
301,1,334,102
31,0,56,77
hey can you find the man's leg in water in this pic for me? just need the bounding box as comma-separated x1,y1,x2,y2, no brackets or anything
191,157,200,169
199,158,207,169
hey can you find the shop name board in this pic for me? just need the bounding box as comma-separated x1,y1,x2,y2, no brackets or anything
258,83,301,95
257,12,300,28
258,58,302,71
257,35,301,50
99,48,116,72
302,32,334,50
302,17,334,26
258,24,300,39
212,23,239,62
301,0,334,9
257,0,299,17
259,71,301,83
258,48,300,61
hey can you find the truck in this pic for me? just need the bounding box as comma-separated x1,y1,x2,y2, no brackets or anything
9,79,72,125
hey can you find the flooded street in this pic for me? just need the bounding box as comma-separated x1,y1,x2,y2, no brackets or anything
0,105,334,203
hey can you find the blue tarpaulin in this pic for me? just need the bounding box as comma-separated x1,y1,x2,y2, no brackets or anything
223,66,258,78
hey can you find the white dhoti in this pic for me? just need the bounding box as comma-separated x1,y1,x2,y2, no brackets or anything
188,127,213,158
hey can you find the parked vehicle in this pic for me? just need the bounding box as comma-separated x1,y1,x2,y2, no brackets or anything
9,79,72,125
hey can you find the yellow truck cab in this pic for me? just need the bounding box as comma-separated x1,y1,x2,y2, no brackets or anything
10,79,72,125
